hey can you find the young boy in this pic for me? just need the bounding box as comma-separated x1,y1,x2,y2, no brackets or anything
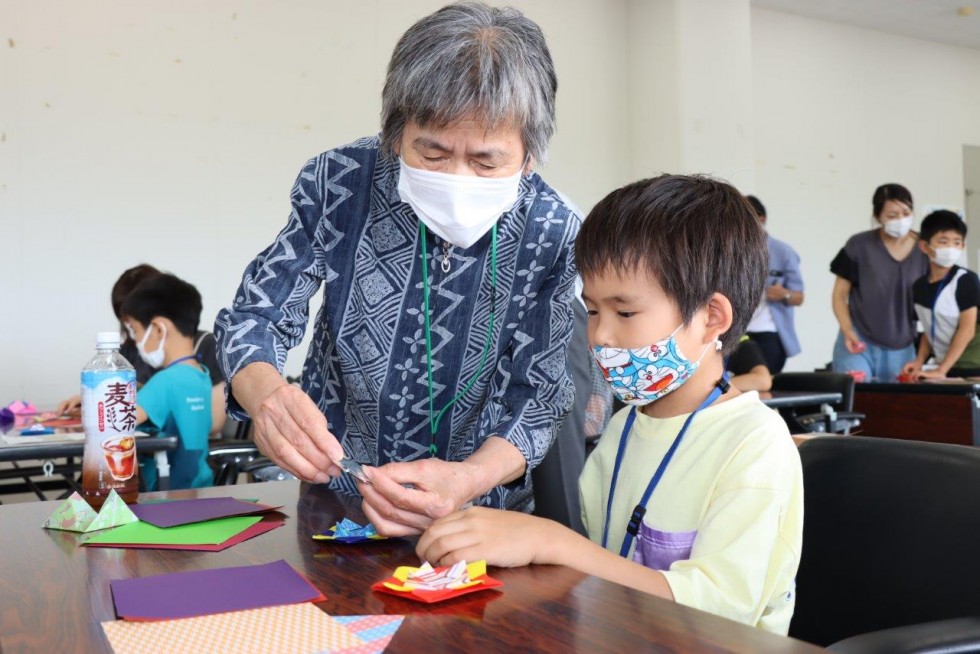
120,273,214,490
413,175,803,634
903,210,980,379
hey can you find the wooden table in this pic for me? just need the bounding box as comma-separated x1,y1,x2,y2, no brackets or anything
0,481,823,653
854,381,980,446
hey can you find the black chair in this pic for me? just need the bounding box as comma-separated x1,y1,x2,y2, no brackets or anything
772,372,863,434
791,436,980,652
206,441,261,485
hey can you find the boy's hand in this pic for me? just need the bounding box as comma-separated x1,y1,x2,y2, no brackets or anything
416,507,558,568
56,395,82,417
901,361,921,377
917,370,947,380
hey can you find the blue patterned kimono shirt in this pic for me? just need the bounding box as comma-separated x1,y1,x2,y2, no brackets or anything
214,136,580,510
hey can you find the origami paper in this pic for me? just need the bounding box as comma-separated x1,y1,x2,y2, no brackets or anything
102,603,362,654
43,490,138,533
129,497,281,528
372,560,503,604
333,615,405,654
312,518,386,544
83,515,263,547
110,559,326,621
84,519,282,552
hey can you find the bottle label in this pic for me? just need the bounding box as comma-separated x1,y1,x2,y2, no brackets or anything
82,370,138,494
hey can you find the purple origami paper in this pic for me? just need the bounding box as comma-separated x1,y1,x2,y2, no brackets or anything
110,559,325,620
129,497,280,528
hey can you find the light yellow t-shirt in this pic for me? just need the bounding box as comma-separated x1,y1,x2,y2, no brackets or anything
580,391,803,635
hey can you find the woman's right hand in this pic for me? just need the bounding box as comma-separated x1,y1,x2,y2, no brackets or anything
250,383,345,483
56,395,82,417
844,331,866,354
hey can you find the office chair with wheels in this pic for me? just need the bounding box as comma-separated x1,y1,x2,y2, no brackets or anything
206,442,261,485
772,372,863,434
791,436,980,652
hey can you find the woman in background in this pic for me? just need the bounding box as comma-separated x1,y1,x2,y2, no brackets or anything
830,184,928,382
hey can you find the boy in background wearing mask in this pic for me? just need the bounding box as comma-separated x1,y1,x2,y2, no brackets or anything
121,273,214,490
903,210,980,379
415,175,804,634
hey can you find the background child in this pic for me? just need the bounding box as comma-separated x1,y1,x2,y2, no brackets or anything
57,263,227,435
412,175,803,634
903,210,980,379
121,273,214,490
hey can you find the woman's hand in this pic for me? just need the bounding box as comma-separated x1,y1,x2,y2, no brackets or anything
358,460,479,537
844,331,866,354
416,507,561,568
250,383,344,483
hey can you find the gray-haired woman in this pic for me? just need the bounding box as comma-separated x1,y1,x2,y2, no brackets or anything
215,2,580,536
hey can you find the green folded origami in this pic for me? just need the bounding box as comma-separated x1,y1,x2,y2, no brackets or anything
43,490,138,532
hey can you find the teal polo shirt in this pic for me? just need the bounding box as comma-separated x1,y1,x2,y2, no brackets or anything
138,361,214,490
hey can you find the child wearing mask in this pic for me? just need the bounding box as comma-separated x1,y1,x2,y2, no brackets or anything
412,175,804,634
121,273,214,490
903,210,980,379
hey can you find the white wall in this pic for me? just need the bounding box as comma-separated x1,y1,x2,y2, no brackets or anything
5,1,980,405
751,8,980,371
0,0,632,406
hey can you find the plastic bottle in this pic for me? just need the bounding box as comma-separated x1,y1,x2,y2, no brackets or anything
81,331,139,507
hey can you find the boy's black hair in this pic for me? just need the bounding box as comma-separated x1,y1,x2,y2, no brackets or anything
872,183,913,217
745,195,766,218
111,264,161,320
575,174,767,355
920,209,966,243
120,273,202,337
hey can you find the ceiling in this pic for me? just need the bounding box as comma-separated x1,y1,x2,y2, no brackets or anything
753,0,980,49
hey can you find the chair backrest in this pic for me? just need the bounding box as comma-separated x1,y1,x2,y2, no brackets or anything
790,436,980,646
772,371,855,412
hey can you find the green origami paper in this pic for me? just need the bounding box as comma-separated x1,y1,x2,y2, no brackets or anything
43,490,138,533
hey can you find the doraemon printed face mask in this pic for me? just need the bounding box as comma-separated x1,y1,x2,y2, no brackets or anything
591,324,717,406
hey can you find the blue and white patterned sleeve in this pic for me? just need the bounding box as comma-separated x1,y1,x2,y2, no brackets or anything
478,231,579,488
214,157,326,419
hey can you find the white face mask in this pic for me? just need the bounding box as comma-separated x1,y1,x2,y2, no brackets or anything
136,323,167,369
883,215,913,239
397,157,524,248
931,246,962,268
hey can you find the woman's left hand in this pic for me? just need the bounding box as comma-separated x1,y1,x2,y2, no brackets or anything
357,459,478,537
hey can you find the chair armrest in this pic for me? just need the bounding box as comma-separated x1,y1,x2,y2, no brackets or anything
829,617,980,654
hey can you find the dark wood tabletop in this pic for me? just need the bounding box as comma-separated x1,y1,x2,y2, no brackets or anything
0,481,824,653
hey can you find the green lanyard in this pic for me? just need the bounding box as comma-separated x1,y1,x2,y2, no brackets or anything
419,221,498,457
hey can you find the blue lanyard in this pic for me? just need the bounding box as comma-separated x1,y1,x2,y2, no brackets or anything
602,376,728,557
930,271,954,343
165,355,198,369
419,222,498,457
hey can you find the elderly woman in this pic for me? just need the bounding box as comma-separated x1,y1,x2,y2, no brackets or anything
214,2,579,536
830,183,929,381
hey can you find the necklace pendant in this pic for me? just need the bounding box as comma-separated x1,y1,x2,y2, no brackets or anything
441,256,451,273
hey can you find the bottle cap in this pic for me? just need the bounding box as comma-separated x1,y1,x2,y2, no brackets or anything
96,331,121,348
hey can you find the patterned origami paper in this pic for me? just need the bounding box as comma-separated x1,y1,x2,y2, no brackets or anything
43,490,138,533
101,603,366,654
312,518,386,544
372,560,504,604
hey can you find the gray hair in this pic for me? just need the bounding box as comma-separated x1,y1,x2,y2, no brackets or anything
381,1,558,164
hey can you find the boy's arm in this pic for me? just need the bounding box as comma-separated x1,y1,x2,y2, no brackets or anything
730,365,773,392
415,507,675,600
904,336,932,376
924,307,978,377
